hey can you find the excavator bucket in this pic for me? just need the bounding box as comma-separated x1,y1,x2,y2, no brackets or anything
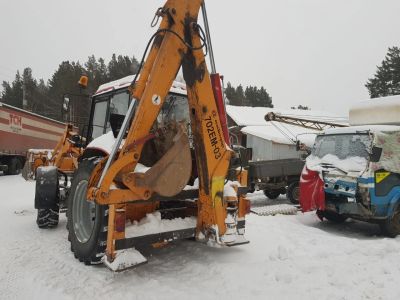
136,125,192,197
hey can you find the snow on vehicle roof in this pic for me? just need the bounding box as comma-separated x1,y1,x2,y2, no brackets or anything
94,74,187,97
349,95,400,126
226,105,348,127
323,125,400,135
241,124,318,147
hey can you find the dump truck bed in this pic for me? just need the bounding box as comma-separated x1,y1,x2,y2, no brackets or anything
249,158,304,179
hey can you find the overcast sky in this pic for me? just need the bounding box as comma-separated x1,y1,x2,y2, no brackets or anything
1,0,400,116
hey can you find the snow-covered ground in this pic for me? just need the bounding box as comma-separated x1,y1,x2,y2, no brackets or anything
1,175,400,300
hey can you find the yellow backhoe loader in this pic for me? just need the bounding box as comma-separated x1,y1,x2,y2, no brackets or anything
36,0,250,271
23,123,83,180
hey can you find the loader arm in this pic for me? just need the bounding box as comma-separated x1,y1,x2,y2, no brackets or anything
82,0,248,264
50,123,82,172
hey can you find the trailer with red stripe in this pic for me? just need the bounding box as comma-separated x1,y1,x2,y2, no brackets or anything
0,102,66,175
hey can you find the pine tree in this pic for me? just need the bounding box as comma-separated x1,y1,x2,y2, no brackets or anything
2,72,24,108
235,85,245,106
48,61,87,122
107,54,139,81
244,86,255,106
85,55,108,94
366,47,400,98
22,67,37,110
225,83,273,107
1,81,12,104
225,82,238,105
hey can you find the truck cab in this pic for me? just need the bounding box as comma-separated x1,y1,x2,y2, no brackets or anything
300,96,400,236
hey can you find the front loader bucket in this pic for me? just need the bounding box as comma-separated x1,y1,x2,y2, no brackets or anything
137,126,192,197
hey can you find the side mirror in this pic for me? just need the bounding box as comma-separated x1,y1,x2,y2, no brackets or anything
63,95,70,112
370,146,383,163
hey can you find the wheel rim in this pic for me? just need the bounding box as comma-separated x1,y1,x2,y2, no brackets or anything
72,180,96,243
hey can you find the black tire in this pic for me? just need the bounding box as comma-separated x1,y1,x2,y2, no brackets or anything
7,157,23,175
317,210,348,223
286,181,300,204
35,166,60,229
379,207,400,238
67,158,108,265
36,207,60,228
263,189,281,200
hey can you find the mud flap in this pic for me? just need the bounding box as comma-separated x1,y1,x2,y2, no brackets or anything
34,166,59,209
135,126,192,197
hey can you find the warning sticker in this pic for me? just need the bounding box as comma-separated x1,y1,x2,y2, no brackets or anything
375,171,390,183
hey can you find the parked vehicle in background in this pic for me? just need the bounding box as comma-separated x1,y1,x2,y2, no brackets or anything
300,95,400,237
245,112,345,203
249,158,304,203
0,102,65,175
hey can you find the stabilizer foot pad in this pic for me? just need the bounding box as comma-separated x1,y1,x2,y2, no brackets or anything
103,249,147,272
225,235,249,247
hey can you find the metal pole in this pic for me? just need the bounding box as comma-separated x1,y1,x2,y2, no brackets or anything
201,1,216,74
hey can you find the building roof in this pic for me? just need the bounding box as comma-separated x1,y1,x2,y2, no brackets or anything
241,125,318,147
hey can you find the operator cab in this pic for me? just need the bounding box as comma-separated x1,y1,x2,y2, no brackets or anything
86,75,189,145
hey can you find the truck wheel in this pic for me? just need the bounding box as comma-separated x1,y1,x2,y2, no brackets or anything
317,210,347,223
379,207,400,238
8,157,22,175
67,158,108,265
286,181,300,204
263,189,280,200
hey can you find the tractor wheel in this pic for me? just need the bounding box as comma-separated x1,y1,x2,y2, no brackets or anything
379,207,400,238
8,157,22,175
36,207,60,228
263,189,281,200
35,166,60,229
67,158,108,265
286,181,300,204
317,210,348,223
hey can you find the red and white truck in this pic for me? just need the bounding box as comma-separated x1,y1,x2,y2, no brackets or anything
0,102,66,175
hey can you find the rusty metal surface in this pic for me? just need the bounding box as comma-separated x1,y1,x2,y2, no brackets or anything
136,125,192,197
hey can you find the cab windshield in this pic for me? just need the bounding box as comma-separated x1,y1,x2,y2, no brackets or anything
88,90,190,143
309,133,372,172
313,134,371,159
